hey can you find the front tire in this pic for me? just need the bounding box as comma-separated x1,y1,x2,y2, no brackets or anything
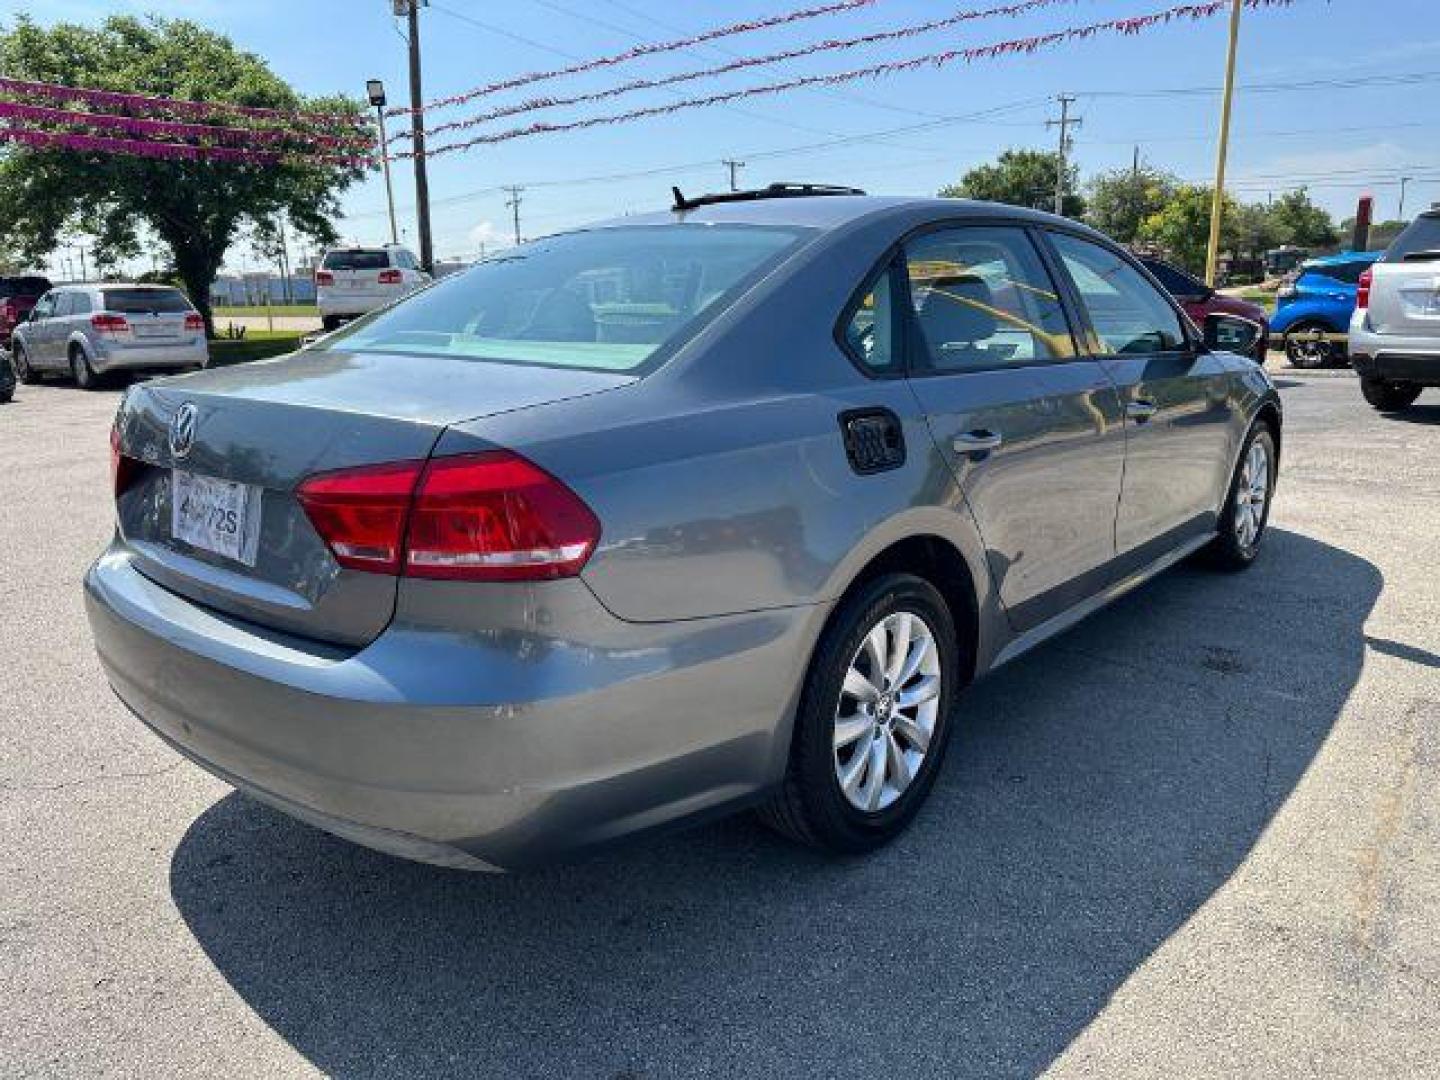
760,573,959,854
1360,377,1421,412
1283,322,1341,369
1206,424,1276,570
321,314,342,332
12,343,38,384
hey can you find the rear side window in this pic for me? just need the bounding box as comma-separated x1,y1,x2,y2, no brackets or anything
841,268,900,375
324,249,389,271
1387,214,1440,261
103,289,193,314
71,292,93,315
902,226,1074,372
1050,233,1187,355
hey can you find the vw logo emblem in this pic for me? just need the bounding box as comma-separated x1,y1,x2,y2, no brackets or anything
169,403,198,459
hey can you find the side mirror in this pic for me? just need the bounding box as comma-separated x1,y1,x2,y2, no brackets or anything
1203,313,1264,358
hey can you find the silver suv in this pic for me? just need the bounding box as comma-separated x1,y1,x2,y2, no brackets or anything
1350,208,1440,411
11,284,208,390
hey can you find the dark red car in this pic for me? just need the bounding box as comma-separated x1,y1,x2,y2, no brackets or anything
1140,258,1270,364
0,275,53,349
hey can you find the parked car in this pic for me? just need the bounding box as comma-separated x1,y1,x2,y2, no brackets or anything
0,274,53,348
1349,208,1440,411
1139,256,1270,364
315,244,429,331
87,187,1280,871
11,284,208,389
0,347,14,403
1272,250,1381,367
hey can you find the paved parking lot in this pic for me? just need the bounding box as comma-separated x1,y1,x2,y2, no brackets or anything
2,370,1438,1078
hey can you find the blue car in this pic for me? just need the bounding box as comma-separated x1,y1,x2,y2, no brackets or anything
1272,250,1381,367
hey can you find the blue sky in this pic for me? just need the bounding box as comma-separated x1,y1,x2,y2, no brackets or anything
9,0,1440,274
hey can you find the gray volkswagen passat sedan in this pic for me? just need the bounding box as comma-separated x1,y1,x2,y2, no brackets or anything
86,186,1280,871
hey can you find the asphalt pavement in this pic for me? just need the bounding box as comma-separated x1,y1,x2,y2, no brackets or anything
2,367,1438,1078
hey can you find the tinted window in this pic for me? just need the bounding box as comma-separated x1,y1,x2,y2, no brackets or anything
102,289,193,314
321,225,810,373
1051,233,1187,354
903,226,1074,372
842,267,899,375
1141,258,1205,298
1388,214,1440,261
54,293,76,317
323,249,390,271
0,276,51,298
71,292,93,315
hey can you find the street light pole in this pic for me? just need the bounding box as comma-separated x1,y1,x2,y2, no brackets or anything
367,79,400,245
722,159,745,192
400,0,434,273
1398,176,1413,222
1204,0,1243,288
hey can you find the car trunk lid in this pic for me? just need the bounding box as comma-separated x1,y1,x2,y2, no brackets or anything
113,348,634,646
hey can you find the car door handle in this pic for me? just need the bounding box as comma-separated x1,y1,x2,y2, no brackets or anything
953,429,1003,455
1126,400,1159,424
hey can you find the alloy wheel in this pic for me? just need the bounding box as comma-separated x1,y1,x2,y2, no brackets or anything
833,611,941,813
1234,439,1270,549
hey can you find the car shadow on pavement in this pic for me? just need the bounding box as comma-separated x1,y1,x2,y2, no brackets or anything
169,527,1380,1079
1380,403,1440,427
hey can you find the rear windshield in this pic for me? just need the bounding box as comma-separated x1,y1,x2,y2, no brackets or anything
323,249,390,271
318,224,812,373
103,289,193,314
1141,259,1204,297
1387,214,1440,261
0,276,51,298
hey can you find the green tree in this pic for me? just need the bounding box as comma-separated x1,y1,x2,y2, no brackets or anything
940,149,1085,217
1266,188,1338,249
1084,164,1178,244
1233,200,1283,258
0,15,367,333
1137,184,1240,275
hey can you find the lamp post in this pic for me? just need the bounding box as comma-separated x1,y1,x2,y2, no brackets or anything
367,79,400,245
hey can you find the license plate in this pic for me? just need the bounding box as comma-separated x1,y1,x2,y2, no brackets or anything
171,470,262,566
135,323,176,338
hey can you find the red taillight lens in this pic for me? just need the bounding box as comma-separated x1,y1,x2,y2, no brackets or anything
315,270,335,286
406,452,600,580
377,269,403,284
296,451,600,581
184,312,204,332
110,423,139,497
91,313,129,335
295,460,425,574
0,300,15,328
1356,267,1372,310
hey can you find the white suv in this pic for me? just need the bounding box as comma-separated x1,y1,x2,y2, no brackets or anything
1350,209,1440,412
315,245,430,331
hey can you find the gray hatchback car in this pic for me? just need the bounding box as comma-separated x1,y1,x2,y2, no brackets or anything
12,283,208,389
86,188,1280,871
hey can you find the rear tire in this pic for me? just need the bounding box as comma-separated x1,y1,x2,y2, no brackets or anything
321,314,342,332
70,346,98,390
1205,423,1276,571
1360,377,1421,412
12,343,38,385
759,573,959,854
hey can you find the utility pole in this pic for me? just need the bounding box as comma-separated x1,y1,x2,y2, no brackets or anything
1204,0,1243,287
504,186,524,246
1398,176,1413,221
75,245,88,281
1045,94,1081,217
400,0,434,273
722,159,745,192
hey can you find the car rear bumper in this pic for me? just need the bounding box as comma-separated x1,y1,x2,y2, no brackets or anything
317,291,393,317
84,543,822,870
92,339,208,371
1348,320,1440,385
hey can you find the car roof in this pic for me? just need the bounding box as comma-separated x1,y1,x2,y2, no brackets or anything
585,194,1085,234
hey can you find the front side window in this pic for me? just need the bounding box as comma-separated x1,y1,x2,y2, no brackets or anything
31,293,56,321
903,226,1074,373
1051,232,1188,355
320,224,811,373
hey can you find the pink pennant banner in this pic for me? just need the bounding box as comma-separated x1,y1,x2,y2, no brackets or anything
396,0,1080,143
394,0,1295,160
0,99,371,150
0,76,369,136
386,0,879,117
0,125,374,167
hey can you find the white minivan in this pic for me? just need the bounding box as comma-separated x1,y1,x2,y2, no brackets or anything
315,245,430,331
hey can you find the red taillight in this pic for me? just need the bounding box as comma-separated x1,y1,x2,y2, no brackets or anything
91,313,129,335
296,451,600,581
0,300,15,328
377,269,403,285
110,423,139,497
315,270,335,286
184,312,204,332
295,460,425,574
1356,267,1372,310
